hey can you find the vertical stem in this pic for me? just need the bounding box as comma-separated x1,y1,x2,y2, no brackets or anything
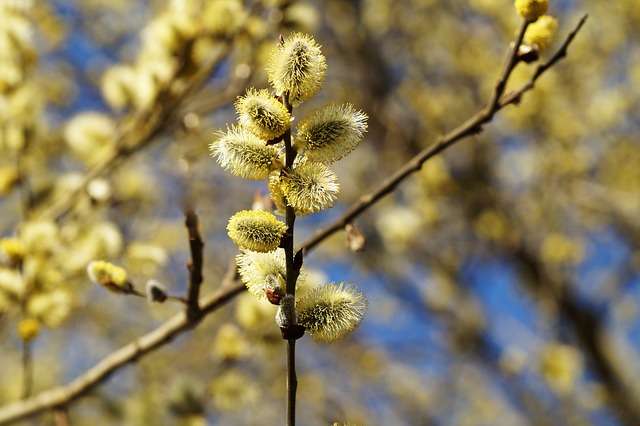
286,339,297,426
21,339,32,399
185,210,204,321
282,93,298,426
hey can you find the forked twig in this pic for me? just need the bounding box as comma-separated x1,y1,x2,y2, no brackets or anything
300,15,588,253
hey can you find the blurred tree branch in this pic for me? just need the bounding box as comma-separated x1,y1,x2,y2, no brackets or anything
0,254,244,425
514,243,640,425
301,15,588,254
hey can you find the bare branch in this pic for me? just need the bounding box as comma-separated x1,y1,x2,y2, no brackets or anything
0,275,244,425
185,210,205,320
299,15,588,254
499,14,589,108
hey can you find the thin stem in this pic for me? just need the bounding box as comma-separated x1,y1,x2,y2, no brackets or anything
286,339,297,426
185,210,204,320
21,339,33,400
281,92,298,426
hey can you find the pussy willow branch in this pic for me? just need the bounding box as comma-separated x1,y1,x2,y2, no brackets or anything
300,15,588,254
0,267,244,425
0,14,589,426
281,93,299,426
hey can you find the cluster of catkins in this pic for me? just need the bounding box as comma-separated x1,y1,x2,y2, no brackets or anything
210,33,368,343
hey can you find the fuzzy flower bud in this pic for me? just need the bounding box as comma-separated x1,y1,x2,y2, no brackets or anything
210,126,281,181
276,294,298,327
267,33,327,106
236,249,306,300
279,162,340,215
514,0,548,21
87,260,133,294
297,281,367,343
268,172,289,215
295,103,368,163
235,88,291,140
227,210,287,253
523,15,558,52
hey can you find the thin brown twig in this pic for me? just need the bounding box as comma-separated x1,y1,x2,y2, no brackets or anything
299,15,588,254
281,92,299,426
499,14,589,107
185,210,204,320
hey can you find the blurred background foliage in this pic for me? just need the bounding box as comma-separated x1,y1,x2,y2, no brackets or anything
0,0,639,425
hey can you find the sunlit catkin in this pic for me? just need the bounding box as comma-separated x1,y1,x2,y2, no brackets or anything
514,0,548,21
295,103,368,163
523,15,558,52
266,32,326,106
227,210,287,253
235,88,291,140
87,260,132,294
210,126,281,181
279,162,340,215
297,282,367,343
236,249,290,299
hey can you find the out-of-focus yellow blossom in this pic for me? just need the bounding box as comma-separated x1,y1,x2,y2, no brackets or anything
0,268,25,298
213,323,249,360
523,15,558,52
87,260,132,293
235,292,278,330
514,0,548,21
64,112,116,165
540,233,584,265
0,167,19,195
18,318,40,341
20,219,59,255
209,370,259,411
27,289,72,328
540,343,582,395
201,0,246,36
0,237,26,266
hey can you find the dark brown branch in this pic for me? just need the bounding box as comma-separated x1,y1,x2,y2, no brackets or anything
185,210,204,320
281,92,299,426
299,15,588,254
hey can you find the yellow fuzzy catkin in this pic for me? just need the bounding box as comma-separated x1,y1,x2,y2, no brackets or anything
514,0,548,21
227,210,287,253
267,33,327,105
